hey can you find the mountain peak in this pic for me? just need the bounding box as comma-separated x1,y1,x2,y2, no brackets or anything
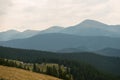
76,19,108,27
4,29,20,33
47,26,64,30
23,29,39,33
44,26,64,31
82,19,103,23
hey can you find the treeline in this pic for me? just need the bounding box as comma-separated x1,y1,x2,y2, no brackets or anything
0,46,120,80
0,58,73,80
0,46,120,76
0,58,119,80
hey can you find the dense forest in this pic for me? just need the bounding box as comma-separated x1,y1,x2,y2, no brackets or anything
0,46,120,80
0,58,73,80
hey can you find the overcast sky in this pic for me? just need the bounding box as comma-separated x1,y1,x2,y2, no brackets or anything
0,0,120,31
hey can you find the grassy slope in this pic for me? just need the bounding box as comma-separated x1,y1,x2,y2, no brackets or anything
0,65,61,80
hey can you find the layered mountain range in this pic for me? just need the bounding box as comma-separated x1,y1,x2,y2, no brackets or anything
0,19,120,57
1,19,120,41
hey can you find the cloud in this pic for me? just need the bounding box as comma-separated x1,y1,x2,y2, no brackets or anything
0,0,13,15
0,0,13,28
0,0,120,31
81,0,109,6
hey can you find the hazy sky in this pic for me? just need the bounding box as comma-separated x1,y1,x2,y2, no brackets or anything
0,0,120,31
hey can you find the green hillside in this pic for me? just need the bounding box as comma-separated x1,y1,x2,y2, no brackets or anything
0,46,120,80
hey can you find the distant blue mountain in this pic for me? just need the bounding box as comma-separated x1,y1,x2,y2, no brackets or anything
0,30,39,41
0,30,20,41
17,30,40,38
0,19,120,41
60,19,120,37
0,26,64,41
97,48,120,57
39,26,64,34
1,33,120,52
57,46,90,53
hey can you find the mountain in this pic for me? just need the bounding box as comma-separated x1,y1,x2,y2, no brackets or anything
0,46,120,77
1,19,120,41
39,26,64,34
0,65,61,80
0,30,20,41
57,46,90,53
97,48,120,57
1,33,120,52
15,30,40,39
60,19,120,37
0,26,64,41
0,30,40,41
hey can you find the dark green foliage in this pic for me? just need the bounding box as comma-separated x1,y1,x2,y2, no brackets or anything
0,46,120,80
0,58,73,80
0,46,120,76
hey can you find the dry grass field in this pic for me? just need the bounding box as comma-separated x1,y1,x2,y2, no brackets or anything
0,65,61,80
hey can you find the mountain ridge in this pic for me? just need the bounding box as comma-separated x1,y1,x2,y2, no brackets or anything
1,33,120,52
0,19,120,41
